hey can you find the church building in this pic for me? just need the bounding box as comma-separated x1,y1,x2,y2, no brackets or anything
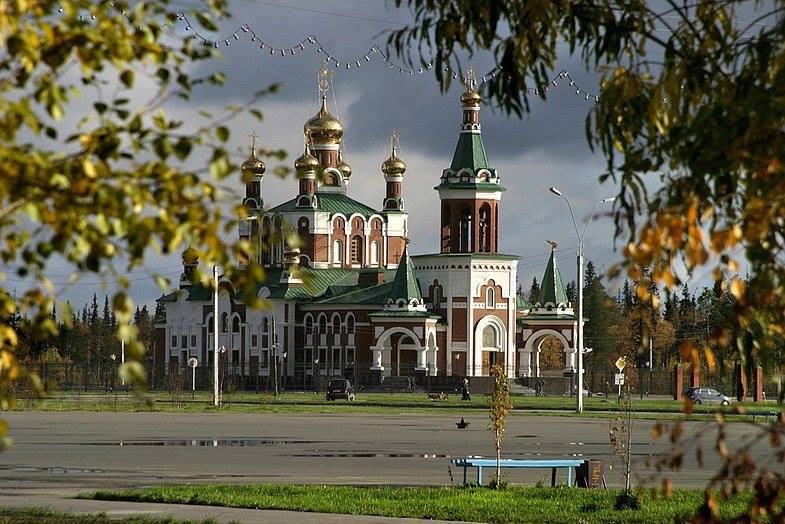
154,70,583,386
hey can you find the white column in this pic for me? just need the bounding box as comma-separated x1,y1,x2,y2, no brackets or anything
519,350,532,377
427,348,438,376
371,348,383,370
416,347,427,370
533,350,540,377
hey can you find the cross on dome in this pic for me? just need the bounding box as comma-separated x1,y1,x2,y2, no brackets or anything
315,62,334,94
465,65,477,91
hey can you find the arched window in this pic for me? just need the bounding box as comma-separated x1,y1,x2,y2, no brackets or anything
346,315,355,334
370,240,380,266
433,285,442,307
318,314,327,334
458,205,472,252
207,316,214,333
304,315,313,334
352,217,363,230
441,203,451,253
221,312,228,333
333,239,343,265
483,325,498,349
479,203,492,253
332,315,341,334
486,288,495,309
371,218,382,230
350,235,362,264
232,316,240,333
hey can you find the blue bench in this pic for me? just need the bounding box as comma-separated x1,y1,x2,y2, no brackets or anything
450,458,584,487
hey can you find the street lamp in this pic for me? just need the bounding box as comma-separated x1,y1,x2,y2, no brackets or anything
549,186,615,413
313,357,319,394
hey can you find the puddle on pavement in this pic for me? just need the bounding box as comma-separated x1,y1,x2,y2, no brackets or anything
288,451,585,458
83,438,336,447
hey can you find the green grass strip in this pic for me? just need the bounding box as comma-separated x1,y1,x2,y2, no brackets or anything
85,484,752,523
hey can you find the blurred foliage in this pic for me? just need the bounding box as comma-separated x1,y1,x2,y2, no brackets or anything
0,0,287,447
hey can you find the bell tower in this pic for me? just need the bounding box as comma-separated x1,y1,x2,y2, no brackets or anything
436,67,504,254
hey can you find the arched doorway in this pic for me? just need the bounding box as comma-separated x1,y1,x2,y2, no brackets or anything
537,335,567,377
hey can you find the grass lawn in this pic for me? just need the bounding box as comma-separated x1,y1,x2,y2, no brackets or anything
0,506,211,523
12,390,780,421
85,484,751,523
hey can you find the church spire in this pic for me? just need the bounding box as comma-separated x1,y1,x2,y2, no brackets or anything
538,241,569,307
382,131,406,212
384,243,425,311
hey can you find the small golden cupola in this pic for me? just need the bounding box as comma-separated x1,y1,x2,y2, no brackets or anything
304,95,343,146
241,133,266,180
241,133,265,212
337,151,352,181
381,131,406,212
381,134,406,177
295,139,319,199
294,142,319,175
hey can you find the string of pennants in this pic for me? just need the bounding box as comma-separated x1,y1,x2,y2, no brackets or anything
53,5,599,102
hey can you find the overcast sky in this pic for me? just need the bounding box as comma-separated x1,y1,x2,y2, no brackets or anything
22,0,677,311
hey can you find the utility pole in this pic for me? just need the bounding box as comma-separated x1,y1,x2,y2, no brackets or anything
272,316,278,396
550,187,615,414
120,339,125,386
213,264,219,406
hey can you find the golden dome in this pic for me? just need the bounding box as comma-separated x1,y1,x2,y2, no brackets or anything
381,152,406,177
241,133,266,179
294,143,319,175
460,87,482,107
338,152,352,179
304,95,343,145
181,247,199,265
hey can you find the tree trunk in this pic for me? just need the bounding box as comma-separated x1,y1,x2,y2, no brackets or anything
495,432,501,487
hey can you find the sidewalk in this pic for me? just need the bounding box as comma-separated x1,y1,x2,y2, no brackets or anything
0,493,465,524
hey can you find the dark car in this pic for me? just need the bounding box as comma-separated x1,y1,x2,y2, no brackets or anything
684,387,730,405
326,379,355,401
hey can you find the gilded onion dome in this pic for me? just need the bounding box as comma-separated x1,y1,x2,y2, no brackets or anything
460,87,482,107
241,133,266,178
381,137,406,177
304,95,343,145
181,247,199,265
283,245,301,266
294,142,319,175
337,152,352,180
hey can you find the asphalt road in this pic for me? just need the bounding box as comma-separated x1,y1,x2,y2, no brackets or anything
0,411,776,521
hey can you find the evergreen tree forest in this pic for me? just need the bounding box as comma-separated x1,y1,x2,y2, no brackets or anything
521,260,748,374
9,294,156,367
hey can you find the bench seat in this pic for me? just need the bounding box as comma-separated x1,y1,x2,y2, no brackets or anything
450,458,584,487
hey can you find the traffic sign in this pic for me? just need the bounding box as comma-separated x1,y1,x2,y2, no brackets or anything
615,357,627,371
187,357,198,368
614,373,625,385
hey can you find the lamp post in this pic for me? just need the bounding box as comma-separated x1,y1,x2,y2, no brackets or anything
549,187,615,413
313,357,319,394
213,264,220,406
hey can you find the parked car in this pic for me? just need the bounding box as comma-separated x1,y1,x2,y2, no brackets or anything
684,387,731,405
326,379,355,401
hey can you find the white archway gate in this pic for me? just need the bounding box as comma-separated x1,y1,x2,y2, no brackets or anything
518,327,576,378
370,324,439,377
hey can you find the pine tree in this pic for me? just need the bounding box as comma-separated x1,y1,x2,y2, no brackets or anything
565,280,576,304
528,277,540,304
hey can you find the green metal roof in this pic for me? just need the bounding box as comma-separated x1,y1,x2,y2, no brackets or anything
435,181,505,191
387,247,422,303
159,285,212,302
450,132,489,172
411,253,520,261
518,313,576,322
369,310,439,318
538,248,569,306
266,192,379,217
